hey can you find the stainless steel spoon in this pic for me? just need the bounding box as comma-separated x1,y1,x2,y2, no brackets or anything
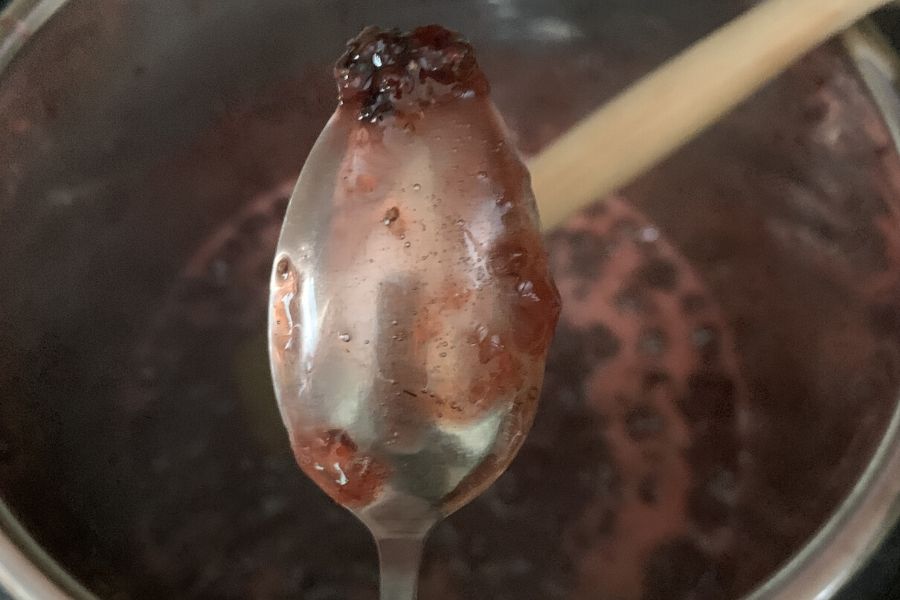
268,25,560,600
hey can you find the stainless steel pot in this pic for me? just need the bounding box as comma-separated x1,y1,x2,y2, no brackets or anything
1,1,899,598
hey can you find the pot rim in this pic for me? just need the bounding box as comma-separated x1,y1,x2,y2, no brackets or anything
745,23,900,599
1,0,99,593
1,1,899,599
0,504,85,600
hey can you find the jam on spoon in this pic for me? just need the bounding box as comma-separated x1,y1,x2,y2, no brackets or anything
269,25,560,599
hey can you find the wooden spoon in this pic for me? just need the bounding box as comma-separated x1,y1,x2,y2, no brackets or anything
530,0,893,230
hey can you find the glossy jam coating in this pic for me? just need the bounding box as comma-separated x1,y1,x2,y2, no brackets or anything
335,25,490,122
269,26,560,530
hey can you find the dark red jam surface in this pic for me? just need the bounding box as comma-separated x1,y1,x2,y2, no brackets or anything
335,25,490,122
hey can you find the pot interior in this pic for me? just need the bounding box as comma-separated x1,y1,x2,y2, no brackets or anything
1,1,899,598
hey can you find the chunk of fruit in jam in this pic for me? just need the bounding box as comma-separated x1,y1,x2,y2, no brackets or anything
292,428,390,509
269,25,560,524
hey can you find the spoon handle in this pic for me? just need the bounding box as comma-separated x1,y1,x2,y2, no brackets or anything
530,0,891,230
376,536,426,600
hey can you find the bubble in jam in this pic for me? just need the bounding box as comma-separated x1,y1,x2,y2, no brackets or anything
268,25,560,525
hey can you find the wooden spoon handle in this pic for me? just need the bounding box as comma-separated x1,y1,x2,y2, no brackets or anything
530,0,891,230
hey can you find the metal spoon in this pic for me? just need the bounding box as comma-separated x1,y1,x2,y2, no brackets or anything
268,25,560,600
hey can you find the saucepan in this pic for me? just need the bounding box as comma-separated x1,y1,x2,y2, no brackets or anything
1,0,899,598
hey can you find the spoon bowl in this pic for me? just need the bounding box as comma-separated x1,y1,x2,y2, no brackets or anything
268,26,561,598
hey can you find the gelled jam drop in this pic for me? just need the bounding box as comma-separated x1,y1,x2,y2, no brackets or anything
268,25,560,532
334,25,490,123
